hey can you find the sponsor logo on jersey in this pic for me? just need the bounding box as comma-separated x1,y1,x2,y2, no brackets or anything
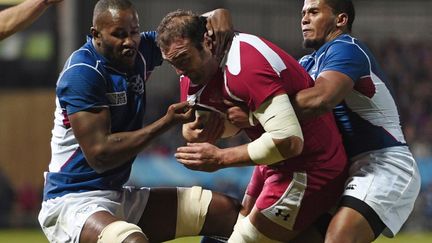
106,91,127,106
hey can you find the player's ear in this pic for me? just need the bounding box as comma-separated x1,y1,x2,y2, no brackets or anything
90,27,100,39
336,13,348,29
91,27,102,46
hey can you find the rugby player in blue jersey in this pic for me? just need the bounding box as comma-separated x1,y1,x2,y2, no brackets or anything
37,1,240,243
294,1,420,242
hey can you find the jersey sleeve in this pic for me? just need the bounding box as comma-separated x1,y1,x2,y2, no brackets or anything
139,31,163,71
245,71,284,112
56,65,108,115
321,42,370,83
228,62,285,111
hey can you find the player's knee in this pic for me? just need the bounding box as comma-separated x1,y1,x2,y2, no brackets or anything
228,216,282,243
97,221,147,243
175,186,212,237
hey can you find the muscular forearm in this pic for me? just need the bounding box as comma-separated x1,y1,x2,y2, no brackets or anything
89,115,175,173
293,88,335,120
219,144,255,167
293,71,354,120
73,102,193,173
0,0,53,40
219,136,303,167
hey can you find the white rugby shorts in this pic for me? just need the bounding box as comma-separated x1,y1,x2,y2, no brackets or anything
38,186,150,243
343,146,421,237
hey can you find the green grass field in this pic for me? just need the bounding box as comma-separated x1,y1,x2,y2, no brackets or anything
0,229,431,243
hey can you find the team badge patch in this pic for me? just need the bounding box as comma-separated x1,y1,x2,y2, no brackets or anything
128,74,145,94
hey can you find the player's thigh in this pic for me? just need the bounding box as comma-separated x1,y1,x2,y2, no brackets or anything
326,206,375,243
137,187,178,242
240,166,263,217
80,211,122,243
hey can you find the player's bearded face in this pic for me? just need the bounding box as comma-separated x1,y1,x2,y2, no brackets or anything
94,9,141,71
187,50,214,84
163,38,217,85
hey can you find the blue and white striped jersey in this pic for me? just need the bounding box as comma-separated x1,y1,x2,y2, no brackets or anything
299,34,406,158
43,32,162,200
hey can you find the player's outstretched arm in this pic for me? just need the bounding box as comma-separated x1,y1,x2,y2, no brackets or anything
0,0,63,40
69,101,194,173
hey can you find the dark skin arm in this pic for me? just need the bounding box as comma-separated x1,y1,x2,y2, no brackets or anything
69,101,194,173
204,8,234,58
225,70,355,123
293,70,354,119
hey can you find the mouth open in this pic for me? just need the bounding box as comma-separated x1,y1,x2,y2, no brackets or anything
122,49,136,57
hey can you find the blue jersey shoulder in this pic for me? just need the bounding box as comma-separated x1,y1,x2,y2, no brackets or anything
319,35,370,82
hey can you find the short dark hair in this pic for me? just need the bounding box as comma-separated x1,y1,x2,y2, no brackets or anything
93,0,134,26
325,0,355,32
156,9,207,52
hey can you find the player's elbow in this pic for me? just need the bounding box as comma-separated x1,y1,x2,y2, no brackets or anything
86,161,107,174
278,136,304,159
316,96,337,113
88,160,108,174
290,136,304,157
83,146,112,173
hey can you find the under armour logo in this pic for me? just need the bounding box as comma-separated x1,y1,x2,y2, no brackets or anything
275,208,290,221
346,184,356,190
